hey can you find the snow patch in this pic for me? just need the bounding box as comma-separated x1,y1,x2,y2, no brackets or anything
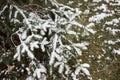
89,13,112,22
113,49,120,55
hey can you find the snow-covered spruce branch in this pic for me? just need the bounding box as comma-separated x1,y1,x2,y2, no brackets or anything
1,1,96,80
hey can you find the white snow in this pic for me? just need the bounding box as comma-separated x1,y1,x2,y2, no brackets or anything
14,45,21,61
9,5,13,19
113,49,120,55
21,42,35,59
14,11,19,18
21,30,27,40
98,4,107,12
67,30,76,35
33,64,46,79
0,5,8,15
81,67,90,76
67,1,74,5
81,63,90,68
104,40,116,45
49,51,61,65
72,42,89,50
75,66,81,75
74,47,82,55
13,5,32,29
106,27,120,35
30,41,39,51
105,18,119,25
71,73,78,80
84,10,90,14
52,34,58,51
85,23,96,34
26,76,34,80
89,13,112,22
40,38,49,52
58,63,64,73
84,0,88,2
93,0,101,2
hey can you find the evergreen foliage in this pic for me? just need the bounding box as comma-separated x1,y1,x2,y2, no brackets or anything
0,0,120,80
